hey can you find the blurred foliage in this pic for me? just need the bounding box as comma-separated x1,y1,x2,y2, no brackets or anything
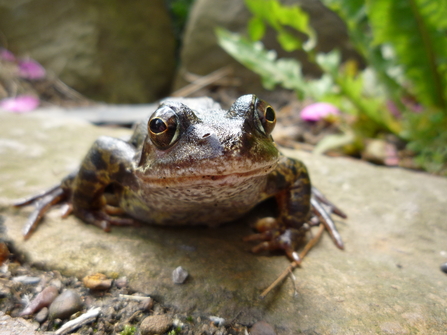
165,0,195,39
217,0,447,175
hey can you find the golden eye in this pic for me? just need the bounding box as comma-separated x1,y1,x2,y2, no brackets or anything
148,106,180,149
254,100,276,136
149,118,167,133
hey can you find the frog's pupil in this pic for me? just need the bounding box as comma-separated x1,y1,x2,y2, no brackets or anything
150,118,167,133
266,107,275,122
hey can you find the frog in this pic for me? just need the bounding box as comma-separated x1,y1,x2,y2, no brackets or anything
15,94,346,262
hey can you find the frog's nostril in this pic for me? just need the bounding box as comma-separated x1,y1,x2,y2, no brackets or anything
202,133,211,138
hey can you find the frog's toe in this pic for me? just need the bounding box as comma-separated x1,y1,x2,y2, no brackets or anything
311,196,344,250
248,228,302,262
14,185,68,239
75,208,139,232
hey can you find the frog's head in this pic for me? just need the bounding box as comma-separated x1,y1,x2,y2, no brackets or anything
136,94,280,182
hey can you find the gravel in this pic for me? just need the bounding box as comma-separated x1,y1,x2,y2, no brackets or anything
0,259,269,334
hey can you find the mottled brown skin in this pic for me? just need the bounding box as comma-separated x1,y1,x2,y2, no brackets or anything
16,95,344,260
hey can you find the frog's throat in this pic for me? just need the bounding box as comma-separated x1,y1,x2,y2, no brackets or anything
137,163,277,185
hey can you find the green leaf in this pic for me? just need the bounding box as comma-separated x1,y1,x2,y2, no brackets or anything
247,17,266,41
216,28,308,93
367,0,447,110
277,31,302,51
243,0,317,52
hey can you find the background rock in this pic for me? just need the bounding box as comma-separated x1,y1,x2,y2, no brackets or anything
0,0,176,103
1,108,447,334
175,0,362,93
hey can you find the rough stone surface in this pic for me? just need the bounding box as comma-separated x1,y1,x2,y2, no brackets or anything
140,314,173,335
0,0,176,103
251,321,277,335
0,311,42,335
1,110,447,334
175,0,362,93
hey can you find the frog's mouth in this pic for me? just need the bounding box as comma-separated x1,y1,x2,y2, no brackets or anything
138,162,277,185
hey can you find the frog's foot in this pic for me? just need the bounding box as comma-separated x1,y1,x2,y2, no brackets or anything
73,207,139,232
14,184,68,239
243,218,303,262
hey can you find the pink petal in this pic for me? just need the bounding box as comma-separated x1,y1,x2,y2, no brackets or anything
300,102,340,122
18,59,46,80
386,100,401,118
0,95,40,113
0,48,16,62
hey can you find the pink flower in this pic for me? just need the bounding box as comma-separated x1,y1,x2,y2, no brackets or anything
0,95,40,113
18,59,46,80
0,48,16,62
300,102,340,122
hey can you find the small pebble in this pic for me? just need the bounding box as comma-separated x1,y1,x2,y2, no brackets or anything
49,289,83,320
172,266,188,284
83,273,112,290
20,286,59,316
250,321,277,335
12,276,41,285
0,242,10,265
49,279,63,291
140,297,154,311
209,316,225,327
0,281,11,298
441,262,447,274
34,307,49,323
140,314,172,335
115,276,128,289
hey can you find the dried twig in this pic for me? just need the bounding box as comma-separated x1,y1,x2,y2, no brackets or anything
260,224,325,298
171,66,234,97
55,307,101,335
119,294,151,301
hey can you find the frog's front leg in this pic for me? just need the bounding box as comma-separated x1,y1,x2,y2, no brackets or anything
67,136,138,231
245,156,345,261
15,136,137,238
244,156,312,261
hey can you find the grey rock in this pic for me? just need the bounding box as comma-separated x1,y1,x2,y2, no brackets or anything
48,289,83,320
140,314,172,335
0,0,176,103
175,0,362,93
34,307,49,323
1,110,447,334
172,266,189,284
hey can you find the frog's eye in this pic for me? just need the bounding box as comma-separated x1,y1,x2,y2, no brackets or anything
148,106,180,149
254,99,276,136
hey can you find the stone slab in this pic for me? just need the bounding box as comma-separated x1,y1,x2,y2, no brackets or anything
1,110,447,334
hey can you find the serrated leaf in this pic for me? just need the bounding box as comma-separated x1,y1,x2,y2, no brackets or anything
367,0,447,109
216,28,307,93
